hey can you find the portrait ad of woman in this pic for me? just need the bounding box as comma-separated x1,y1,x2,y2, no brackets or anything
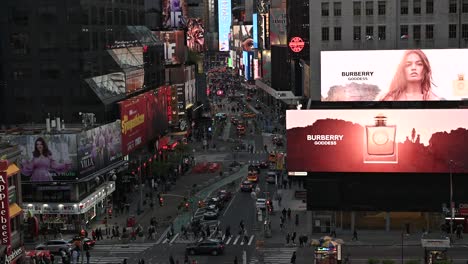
162,0,188,29
186,18,205,53
77,121,122,177
321,49,468,101
13,135,77,182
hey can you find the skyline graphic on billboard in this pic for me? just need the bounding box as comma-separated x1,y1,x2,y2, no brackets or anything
287,109,468,173
218,0,232,51
322,49,468,101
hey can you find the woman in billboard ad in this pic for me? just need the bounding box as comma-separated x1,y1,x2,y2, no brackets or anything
381,50,441,101
21,137,72,182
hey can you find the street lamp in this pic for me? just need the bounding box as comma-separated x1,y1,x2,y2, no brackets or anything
449,160,454,239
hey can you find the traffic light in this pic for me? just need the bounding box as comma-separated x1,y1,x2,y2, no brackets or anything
185,202,189,209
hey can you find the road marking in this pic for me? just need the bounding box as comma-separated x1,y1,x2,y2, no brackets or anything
248,235,255,245
233,235,240,245
223,192,238,217
222,234,225,240
225,236,232,245
169,233,179,244
240,237,245,245
155,226,171,244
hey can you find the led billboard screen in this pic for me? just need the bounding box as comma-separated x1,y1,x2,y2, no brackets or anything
321,49,468,101
186,18,205,52
218,0,232,51
162,0,188,29
154,31,185,65
253,14,259,49
287,109,468,173
269,8,287,46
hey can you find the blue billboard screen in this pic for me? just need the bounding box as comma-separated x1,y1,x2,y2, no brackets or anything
218,0,232,51
253,13,259,49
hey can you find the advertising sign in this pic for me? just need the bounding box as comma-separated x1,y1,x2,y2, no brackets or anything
162,0,188,29
321,49,468,101
253,13,259,49
184,65,196,107
187,18,206,52
262,50,271,81
218,0,232,51
286,109,468,173
77,121,123,177
270,8,287,46
145,89,169,139
155,31,185,65
241,25,254,51
120,96,147,155
12,134,78,182
0,171,10,245
243,51,254,80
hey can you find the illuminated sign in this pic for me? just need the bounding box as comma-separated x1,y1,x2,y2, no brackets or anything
321,49,468,101
0,169,11,245
218,0,232,51
289,37,305,53
287,109,468,173
253,13,259,49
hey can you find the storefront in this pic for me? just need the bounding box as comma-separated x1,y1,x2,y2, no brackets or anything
421,238,450,264
23,181,115,232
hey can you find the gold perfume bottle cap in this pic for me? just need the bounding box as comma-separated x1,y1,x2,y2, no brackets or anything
374,113,387,126
458,74,464,81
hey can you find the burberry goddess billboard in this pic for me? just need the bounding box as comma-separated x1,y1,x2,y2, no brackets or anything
286,109,468,173
321,49,468,101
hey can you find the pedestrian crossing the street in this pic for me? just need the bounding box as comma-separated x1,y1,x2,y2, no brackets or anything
91,242,158,255
249,247,297,264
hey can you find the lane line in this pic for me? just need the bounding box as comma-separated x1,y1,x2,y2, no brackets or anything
248,235,254,246
233,235,240,245
225,236,232,245
223,190,239,217
169,233,179,244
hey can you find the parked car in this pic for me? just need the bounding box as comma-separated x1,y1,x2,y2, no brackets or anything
186,239,225,256
240,180,254,192
256,198,266,210
35,240,72,254
68,237,96,248
217,190,232,202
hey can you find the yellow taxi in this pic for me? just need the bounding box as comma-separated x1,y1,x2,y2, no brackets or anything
247,171,258,182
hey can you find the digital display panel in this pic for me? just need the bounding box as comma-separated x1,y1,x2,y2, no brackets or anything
186,18,205,52
162,0,188,29
253,13,259,49
269,8,287,46
154,31,185,65
218,0,232,51
321,49,468,101
287,109,468,173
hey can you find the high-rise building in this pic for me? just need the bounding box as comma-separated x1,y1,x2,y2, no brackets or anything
0,0,164,126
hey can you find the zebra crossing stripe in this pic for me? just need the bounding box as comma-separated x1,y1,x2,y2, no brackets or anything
248,235,254,246
222,234,225,240
225,236,232,245
169,233,179,244
233,235,240,245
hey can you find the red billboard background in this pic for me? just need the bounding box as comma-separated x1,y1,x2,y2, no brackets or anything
286,109,468,173
120,96,147,155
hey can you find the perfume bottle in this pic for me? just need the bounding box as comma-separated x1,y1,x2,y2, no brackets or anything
364,114,398,163
453,74,468,96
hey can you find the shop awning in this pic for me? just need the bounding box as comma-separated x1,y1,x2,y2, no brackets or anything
9,203,22,218
6,164,20,178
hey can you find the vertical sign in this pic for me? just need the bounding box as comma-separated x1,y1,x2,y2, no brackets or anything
218,0,232,51
0,170,11,245
253,13,259,48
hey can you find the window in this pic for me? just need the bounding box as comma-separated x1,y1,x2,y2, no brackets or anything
10,7,29,26
39,32,58,52
463,0,468,13
334,27,342,40
414,0,421,14
449,0,457,13
401,0,408,14
40,63,61,80
334,2,342,16
353,1,361,16
400,25,409,39
322,27,329,41
38,5,58,24
353,26,361,40
366,26,374,40
321,2,329,16
11,67,32,80
426,0,434,13
449,24,457,38
365,1,373,15
378,1,386,15
462,24,468,38
378,25,386,40
9,33,30,55
413,25,421,39
425,24,434,39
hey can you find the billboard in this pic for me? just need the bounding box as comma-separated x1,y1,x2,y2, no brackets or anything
241,25,254,51
77,121,123,177
0,171,11,245
231,26,241,50
287,109,468,173
243,51,254,80
321,49,468,101
162,0,188,29
218,0,232,51
12,134,78,182
155,31,185,65
270,8,287,46
186,18,206,52
145,89,169,139
253,14,259,49
261,50,271,81
120,96,147,155
184,65,196,107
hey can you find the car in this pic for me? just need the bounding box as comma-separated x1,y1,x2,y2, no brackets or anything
248,164,260,174
247,172,258,183
35,240,72,254
236,125,246,136
215,112,227,120
254,103,262,110
240,180,254,192
203,208,220,220
259,161,269,169
68,237,96,248
256,198,266,210
208,162,221,173
207,197,224,210
266,171,277,184
217,190,232,202
186,239,225,256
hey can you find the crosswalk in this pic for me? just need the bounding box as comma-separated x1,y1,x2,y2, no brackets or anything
171,233,256,246
249,247,297,264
